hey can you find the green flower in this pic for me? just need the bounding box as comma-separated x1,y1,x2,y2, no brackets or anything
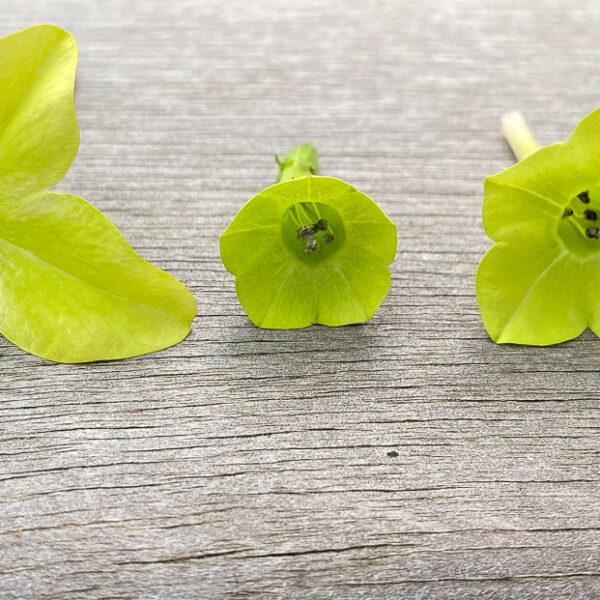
476,108,600,345
0,25,196,362
220,143,396,328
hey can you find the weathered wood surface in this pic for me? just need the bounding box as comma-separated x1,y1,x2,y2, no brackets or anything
1,1,600,598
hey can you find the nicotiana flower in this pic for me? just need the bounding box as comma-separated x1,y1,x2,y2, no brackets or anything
220,143,397,328
476,108,600,345
0,25,196,362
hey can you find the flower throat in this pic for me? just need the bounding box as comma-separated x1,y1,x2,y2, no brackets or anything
281,201,346,265
558,188,600,256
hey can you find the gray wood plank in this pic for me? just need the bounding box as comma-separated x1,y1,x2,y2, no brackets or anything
1,0,600,598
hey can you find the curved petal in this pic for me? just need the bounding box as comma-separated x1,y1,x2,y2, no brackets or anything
0,25,79,198
317,253,391,326
483,175,564,242
0,192,196,362
476,233,587,345
219,189,284,276
236,262,315,328
568,106,600,162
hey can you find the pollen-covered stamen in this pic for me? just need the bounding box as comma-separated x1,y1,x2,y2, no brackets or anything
305,237,319,252
578,190,590,204
559,190,600,248
297,226,314,240
297,218,333,252
586,226,600,239
282,201,345,263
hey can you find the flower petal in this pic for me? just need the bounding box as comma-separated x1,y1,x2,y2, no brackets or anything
220,189,284,276
476,232,587,345
316,253,391,326
236,262,315,328
0,192,196,362
0,25,79,198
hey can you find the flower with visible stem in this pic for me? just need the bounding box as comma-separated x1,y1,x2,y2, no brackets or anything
0,25,196,362
476,108,600,345
220,143,396,328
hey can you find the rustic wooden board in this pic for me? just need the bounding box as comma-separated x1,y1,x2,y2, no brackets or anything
1,1,600,598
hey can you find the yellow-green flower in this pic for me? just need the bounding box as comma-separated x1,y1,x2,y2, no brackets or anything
221,143,396,328
477,109,600,345
0,25,195,362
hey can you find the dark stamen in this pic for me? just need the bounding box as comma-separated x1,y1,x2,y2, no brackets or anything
324,234,334,243
305,237,319,252
297,226,313,240
586,226,600,239
563,207,573,217
585,210,597,221
578,190,590,204
317,219,328,230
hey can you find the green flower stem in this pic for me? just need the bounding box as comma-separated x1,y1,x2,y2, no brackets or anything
277,142,319,182
501,111,541,162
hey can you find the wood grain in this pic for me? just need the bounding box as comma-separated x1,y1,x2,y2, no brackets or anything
1,0,600,598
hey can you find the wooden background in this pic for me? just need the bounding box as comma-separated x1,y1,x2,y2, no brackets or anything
2,1,600,598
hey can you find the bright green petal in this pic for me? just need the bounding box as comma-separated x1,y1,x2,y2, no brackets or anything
317,252,391,326
476,232,587,345
0,25,79,199
568,106,600,161
220,176,396,328
237,263,315,328
300,177,397,260
483,174,563,242
220,189,284,275
0,192,196,362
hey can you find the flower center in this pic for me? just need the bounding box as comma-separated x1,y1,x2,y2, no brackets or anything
557,189,600,256
281,202,345,264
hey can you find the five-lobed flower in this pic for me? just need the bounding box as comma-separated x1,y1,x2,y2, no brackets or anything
477,108,600,345
220,143,397,328
0,25,196,362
